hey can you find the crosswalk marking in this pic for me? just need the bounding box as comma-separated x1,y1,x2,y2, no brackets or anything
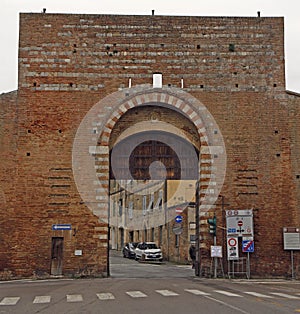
97,293,115,300
244,292,274,298
185,289,211,296
126,291,147,298
33,296,51,304
0,297,20,305
214,290,243,297
1,289,299,306
271,292,299,299
156,290,179,296
66,294,83,302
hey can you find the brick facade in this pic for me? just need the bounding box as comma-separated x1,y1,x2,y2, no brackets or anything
0,13,300,279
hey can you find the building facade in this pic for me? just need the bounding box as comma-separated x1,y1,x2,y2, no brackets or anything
0,12,300,279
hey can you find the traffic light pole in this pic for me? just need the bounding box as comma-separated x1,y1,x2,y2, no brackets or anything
214,234,217,278
208,214,217,278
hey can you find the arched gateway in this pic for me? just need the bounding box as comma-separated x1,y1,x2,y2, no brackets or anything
72,83,226,268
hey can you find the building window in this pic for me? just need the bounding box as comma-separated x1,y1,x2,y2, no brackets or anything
175,234,180,247
151,228,155,242
142,195,147,215
128,201,133,219
159,225,163,247
229,44,235,52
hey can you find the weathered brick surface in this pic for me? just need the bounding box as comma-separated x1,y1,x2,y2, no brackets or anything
0,13,299,278
0,91,18,276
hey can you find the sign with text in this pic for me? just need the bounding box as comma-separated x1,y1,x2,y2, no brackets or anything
211,246,223,258
226,209,253,237
283,227,300,250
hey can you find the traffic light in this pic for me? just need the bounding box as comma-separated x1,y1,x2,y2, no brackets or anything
207,216,216,236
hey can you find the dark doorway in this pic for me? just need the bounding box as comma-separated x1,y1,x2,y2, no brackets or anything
51,237,64,276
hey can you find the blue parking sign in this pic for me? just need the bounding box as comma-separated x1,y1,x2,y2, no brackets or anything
242,240,254,252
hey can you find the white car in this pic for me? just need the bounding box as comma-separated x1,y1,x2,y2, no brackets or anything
135,242,163,262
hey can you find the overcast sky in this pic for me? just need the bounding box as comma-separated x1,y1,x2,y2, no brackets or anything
1,0,299,94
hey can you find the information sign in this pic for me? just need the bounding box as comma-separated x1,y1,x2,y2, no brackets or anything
283,227,300,250
52,224,72,231
226,209,253,237
211,246,223,258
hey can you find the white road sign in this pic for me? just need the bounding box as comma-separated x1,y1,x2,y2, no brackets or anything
226,209,253,237
227,237,239,260
211,246,223,258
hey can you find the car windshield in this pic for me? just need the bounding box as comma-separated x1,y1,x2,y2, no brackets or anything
145,243,158,249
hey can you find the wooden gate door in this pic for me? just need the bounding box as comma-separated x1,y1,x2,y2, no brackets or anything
51,237,64,276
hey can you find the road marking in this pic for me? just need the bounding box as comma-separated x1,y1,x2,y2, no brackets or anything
96,293,115,300
33,296,51,304
204,295,250,314
66,294,83,302
185,289,211,296
214,290,243,297
156,290,179,296
126,291,147,298
0,297,20,305
270,292,299,299
244,292,274,298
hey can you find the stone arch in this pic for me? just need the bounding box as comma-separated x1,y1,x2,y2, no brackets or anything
72,84,226,228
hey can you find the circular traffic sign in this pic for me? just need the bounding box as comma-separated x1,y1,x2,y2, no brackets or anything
237,220,243,227
172,223,183,235
175,215,183,223
228,238,237,247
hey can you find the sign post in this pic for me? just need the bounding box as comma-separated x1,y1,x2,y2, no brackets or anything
283,227,300,279
226,210,254,279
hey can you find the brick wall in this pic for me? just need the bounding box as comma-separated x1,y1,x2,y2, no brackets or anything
1,12,299,278
0,91,18,278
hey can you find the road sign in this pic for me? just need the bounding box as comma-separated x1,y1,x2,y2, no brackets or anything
175,215,183,223
172,223,183,235
52,224,72,231
175,207,183,213
242,240,254,253
227,237,239,260
226,209,253,237
283,227,300,250
211,246,223,258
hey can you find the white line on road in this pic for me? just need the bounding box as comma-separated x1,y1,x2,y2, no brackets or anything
243,292,274,298
270,292,299,299
0,297,20,305
156,290,179,296
204,295,250,314
97,293,115,300
185,289,211,296
214,290,243,297
33,296,51,304
66,294,83,302
126,291,147,298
